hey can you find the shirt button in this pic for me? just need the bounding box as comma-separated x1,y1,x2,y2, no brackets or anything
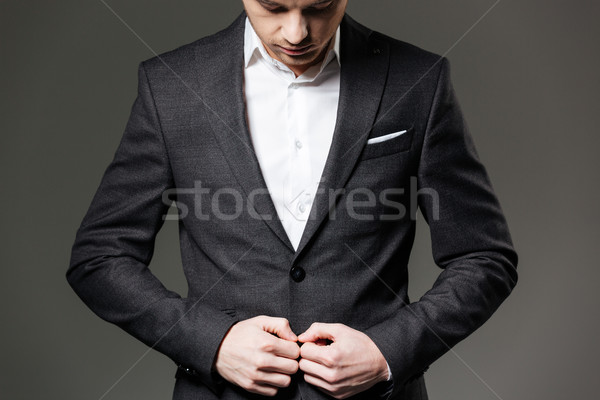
290,266,306,282
298,203,306,213
295,140,303,149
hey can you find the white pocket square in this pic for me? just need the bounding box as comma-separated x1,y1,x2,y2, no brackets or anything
367,130,407,145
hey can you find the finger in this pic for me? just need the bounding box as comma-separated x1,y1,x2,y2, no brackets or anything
299,341,334,365
303,374,357,400
267,335,301,359
258,354,299,375
244,381,279,397
260,316,298,342
302,372,337,395
298,358,334,381
297,322,337,343
254,371,294,389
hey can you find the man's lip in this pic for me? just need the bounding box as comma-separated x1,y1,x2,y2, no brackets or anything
278,45,312,56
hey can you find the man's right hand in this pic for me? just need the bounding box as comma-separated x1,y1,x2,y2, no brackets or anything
214,315,300,397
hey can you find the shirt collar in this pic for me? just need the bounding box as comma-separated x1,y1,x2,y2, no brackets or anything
244,17,341,73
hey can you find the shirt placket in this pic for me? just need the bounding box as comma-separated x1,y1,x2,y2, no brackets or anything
286,81,313,223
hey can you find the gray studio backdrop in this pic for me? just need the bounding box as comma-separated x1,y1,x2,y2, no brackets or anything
1,0,599,399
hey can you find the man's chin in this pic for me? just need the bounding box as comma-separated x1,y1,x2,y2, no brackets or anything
278,52,323,70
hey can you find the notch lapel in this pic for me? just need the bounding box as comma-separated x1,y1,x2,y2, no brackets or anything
294,16,390,257
191,13,295,251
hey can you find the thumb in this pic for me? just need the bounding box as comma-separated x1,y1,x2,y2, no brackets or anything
260,316,298,342
297,322,336,343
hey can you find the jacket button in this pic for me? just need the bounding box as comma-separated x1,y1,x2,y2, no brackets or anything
290,266,306,282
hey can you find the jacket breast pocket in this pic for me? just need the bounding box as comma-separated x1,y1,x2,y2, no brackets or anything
360,127,414,160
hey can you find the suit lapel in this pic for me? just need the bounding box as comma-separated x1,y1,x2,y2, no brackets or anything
185,14,389,256
294,16,390,257
192,13,295,251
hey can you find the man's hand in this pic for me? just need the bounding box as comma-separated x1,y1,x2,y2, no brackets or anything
297,323,389,399
214,315,300,397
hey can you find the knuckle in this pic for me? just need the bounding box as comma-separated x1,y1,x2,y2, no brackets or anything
325,370,339,384
329,349,341,363
328,386,344,398
254,355,268,369
276,317,290,329
322,381,336,393
322,354,336,368
253,315,267,324
258,339,274,352
280,375,292,387
247,369,259,382
240,377,254,390
249,367,266,382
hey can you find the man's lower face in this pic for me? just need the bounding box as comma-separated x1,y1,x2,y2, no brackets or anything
265,40,331,70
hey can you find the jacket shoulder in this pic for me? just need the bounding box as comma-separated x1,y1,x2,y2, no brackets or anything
374,31,441,64
344,14,444,72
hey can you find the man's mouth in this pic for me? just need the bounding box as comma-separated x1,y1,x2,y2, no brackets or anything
277,45,313,56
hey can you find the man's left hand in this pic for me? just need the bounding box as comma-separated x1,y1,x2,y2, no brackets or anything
297,323,389,399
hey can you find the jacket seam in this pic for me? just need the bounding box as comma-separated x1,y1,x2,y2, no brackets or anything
416,57,447,174
140,61,176,178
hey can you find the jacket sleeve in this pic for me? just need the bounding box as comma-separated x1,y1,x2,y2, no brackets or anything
66,62,237,393
365,58,518,396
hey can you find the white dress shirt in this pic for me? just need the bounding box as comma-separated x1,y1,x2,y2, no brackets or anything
243,18,341,250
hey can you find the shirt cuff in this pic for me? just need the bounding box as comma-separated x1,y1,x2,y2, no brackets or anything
386,361,393,381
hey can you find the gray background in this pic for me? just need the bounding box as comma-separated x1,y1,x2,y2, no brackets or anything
1,0,598,399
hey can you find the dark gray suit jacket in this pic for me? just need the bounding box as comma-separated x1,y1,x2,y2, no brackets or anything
68,12,518,400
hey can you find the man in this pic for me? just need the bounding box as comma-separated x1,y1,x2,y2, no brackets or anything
67,1,518,399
